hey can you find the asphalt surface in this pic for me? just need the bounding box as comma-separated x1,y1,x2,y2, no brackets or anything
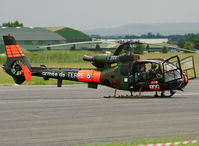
0,81,199,146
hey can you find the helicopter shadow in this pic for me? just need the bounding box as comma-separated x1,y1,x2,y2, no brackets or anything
104,95,185,99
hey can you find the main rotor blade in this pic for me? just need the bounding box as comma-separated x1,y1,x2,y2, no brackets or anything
38,40,116,49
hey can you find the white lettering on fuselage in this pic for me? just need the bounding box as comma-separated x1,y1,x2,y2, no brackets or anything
149,84,160,89
42,71,84,79
42,71,65,78
67,72,84,78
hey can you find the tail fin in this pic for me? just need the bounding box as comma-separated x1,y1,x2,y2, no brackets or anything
3,34,32,84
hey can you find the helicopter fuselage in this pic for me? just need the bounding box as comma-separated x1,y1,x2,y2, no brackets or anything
29,56,188,93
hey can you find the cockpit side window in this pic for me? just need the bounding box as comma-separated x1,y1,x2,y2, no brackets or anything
134,62,163,82
163,62,177,72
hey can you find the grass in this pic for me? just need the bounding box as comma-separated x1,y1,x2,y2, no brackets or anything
45,27,65,31
0,50,99,65
0,50,198,85
83,138,199,146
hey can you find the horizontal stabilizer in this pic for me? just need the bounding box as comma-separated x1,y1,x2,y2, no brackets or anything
22,65,31,81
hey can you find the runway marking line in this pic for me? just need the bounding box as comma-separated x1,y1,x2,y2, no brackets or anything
138,139,199,146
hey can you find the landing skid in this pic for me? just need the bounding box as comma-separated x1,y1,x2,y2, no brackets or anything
104,95,156,98
104,89,176,98
154,90,176,97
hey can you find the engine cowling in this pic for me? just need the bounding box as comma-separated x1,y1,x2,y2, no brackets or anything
83,54,140,69
83,54,118,69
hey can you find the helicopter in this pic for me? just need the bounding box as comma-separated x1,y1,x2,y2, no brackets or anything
2,34,197,97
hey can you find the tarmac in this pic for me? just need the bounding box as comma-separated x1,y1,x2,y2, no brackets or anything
0,80,199,146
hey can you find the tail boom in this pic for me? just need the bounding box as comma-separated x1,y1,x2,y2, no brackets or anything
32,67,101,83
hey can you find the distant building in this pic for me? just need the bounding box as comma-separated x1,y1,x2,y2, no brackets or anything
138,39,168,44
0,27,92,53
0,27,66,45
0,27,66,53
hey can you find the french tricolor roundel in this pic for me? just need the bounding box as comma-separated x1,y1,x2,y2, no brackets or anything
87,74,91,79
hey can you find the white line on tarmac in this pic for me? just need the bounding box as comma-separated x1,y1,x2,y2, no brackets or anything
175,92,199,96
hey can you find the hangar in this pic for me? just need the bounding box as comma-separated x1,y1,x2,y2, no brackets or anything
0,27,92,53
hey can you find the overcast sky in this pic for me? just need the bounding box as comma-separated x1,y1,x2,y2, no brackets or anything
0,0,199,30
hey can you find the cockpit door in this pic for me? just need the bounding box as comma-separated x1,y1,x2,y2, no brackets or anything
162,56,182,83
180,56,196,80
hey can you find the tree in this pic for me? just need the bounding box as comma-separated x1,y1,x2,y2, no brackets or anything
183,42,195,53
147,32,154,38
162,46,168,53
2,20,24,27
188,34,199,42
177,38,185,48
188,34,199,50
70,44,76,50
133,44,145,54
146,44,150,53
95,44,100,50
167,40,172,44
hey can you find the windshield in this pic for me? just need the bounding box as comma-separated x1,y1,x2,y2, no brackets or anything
163,62,181,82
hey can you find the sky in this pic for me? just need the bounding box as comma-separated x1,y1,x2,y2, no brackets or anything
0,0,199,30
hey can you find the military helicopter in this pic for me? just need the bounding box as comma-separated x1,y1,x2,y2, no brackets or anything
2,35,197,97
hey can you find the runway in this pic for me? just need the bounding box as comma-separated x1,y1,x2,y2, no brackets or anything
0,81,199,146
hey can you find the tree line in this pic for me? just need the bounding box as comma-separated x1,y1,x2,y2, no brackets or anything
132,33,199,54
92,33,199,53
176,34,199,51
1,20,24,27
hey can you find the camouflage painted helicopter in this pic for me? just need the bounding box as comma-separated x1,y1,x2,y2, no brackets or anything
2,35,196,97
